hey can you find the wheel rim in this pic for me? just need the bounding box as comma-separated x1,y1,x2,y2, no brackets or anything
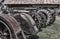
0,14,22,39
0,20,12,39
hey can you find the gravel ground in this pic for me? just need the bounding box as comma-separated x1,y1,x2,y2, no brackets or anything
37,16,60,39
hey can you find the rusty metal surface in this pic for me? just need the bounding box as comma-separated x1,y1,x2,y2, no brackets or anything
14,13,38,34
0,14,28,39
0,14,21,34
3,0,60,4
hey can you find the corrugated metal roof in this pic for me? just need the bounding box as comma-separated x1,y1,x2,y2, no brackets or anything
3,0,59,4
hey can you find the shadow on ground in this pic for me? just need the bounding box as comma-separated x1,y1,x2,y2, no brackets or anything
37,16,60,39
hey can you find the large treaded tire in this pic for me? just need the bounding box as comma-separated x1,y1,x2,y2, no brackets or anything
50,13,56,24
47,9,56,25
37,12,47,27
37,9,52,25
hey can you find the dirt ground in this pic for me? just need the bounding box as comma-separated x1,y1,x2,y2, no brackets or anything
37,16,60,39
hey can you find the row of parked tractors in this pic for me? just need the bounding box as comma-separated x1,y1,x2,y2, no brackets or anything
0,3,56,39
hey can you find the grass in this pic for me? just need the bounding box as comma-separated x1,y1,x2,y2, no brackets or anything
37,16,60,39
